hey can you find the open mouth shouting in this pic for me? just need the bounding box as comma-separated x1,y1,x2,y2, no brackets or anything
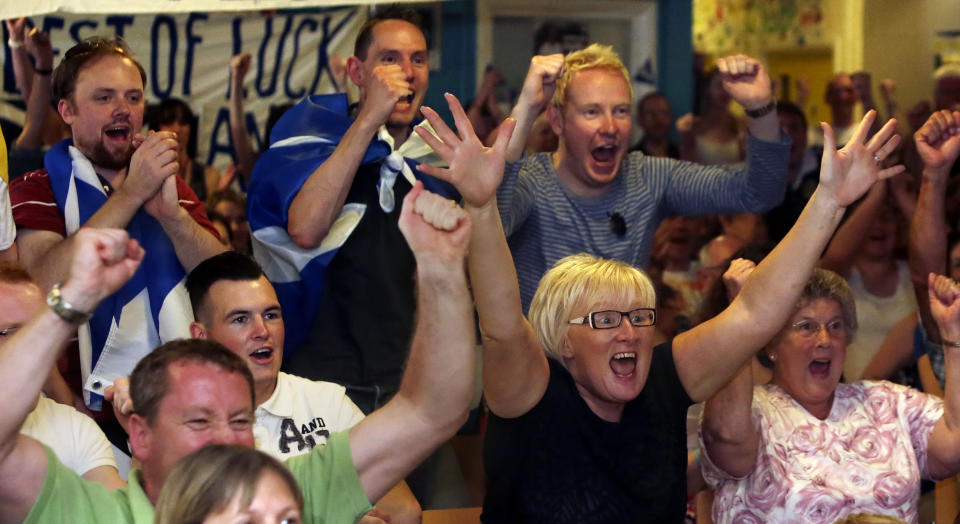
249,347,274,365
808,358,831,379
103,123,132,144
395,92,416,111
610,352,637,378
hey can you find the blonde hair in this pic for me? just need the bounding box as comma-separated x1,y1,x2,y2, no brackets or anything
551,44,633,111
529,254,655,362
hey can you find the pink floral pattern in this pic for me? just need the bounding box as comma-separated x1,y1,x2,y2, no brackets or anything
701,382,943,523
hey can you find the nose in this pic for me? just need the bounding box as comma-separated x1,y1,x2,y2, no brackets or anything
400,57,415,81
815,324,832,346
250,315,269,340
599,112,618,135
614,316,639,340
210,421,241,445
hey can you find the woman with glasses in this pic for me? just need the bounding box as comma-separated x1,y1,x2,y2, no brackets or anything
415,89,903,520
699,268,960,523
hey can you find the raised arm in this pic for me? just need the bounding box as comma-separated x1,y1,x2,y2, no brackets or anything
0,228,142,522
924,273,960,479
347,182,475,502
228,53,257,185
415,94,547,418
700,259,761,477
819,179,887,277
15,28,53,151
5,19,33,97
909,110,960,345
674,111,904,402
717,55,779,143
502,54,564,161
286,62,411,248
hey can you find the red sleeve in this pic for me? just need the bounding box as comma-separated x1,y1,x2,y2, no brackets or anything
174,176,221,241
9,170,67,236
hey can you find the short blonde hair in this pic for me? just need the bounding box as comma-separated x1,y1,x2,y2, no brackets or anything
529,254,655,362
551,44,633,111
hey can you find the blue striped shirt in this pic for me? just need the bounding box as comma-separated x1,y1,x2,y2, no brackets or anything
497,132,791,312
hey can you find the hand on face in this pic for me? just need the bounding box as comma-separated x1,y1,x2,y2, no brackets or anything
929,273,960,342
125,130,180,206
415,93,516,209
818,110,905,208
359,63,413,128
398,181,471,266
914,109,960,173
59,228,144,314
716,55,772,111
516,54,566,114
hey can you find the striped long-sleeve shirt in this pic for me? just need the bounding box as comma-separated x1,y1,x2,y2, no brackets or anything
498,132,791,312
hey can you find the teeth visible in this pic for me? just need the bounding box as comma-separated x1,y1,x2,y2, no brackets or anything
613,352,636,360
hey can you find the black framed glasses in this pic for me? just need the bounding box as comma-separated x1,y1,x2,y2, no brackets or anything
568,308,656,329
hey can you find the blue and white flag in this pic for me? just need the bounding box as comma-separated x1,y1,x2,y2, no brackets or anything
45,140,194,409
247,93,454,353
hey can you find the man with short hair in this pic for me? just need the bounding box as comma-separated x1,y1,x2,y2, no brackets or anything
0,169,480,521
631,92,678,158
9,36,225,410
501,46,789,311
184,251,420,522
248,6,456,414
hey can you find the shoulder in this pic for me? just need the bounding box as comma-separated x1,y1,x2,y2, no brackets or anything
10,170,54,202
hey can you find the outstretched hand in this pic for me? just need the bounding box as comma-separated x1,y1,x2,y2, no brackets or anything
716,55,772,111
929,273,960,342
415,93,516,208
818,110,904,208
915,109,960,173
398,181,471,266
59,228,144,315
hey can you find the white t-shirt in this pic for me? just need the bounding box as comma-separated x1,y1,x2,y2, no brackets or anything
20,396,117,476
844,260,917,381
254,372,365,460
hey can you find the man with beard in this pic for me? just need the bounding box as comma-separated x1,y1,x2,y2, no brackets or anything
497,46,790,312
9,36,224,414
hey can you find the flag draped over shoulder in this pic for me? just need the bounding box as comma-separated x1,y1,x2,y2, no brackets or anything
247,93,454,353
45,140,193,409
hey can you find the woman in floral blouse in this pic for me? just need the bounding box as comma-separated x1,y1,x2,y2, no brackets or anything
700,267,960,523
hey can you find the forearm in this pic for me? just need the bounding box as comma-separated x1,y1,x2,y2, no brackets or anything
928,334,960,478
0,308,76,454
744,110,780,143
504,100,541,162
10,48,33,97
820,182,886,274
398,260,474,426
228,81,257,183
701,363,758,477
372,481,420,524
157,208,228,272
15,71,51,150
678,188,845,400
287,117,379,248
910,170,948,341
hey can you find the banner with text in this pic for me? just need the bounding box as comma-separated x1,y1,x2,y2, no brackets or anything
1,8,363,171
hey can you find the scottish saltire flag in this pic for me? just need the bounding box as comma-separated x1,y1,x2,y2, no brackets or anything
46,140,194,409
248,93,454,353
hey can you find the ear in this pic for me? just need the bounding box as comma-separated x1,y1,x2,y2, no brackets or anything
546,105,564,136
127,413,150,462
557,334,576,359
189,321,207,339
58,98,76,126
346,56,365,88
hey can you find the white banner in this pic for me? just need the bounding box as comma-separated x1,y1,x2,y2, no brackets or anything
2,0,423,21
1,8,364,171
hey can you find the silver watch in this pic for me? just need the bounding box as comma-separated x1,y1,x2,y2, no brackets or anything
46,282,92,324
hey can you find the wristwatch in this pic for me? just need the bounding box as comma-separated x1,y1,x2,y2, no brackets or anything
47,282,92,324
744,99,777,119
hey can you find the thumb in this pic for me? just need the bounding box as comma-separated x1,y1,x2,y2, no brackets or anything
821,122,836,156
492,118,517,156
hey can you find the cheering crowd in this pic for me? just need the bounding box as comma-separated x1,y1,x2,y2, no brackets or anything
2,5,960,523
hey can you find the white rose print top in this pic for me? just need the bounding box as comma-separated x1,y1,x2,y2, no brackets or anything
700,381,943,524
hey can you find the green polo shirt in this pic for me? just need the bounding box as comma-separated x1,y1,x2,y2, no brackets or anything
24,430,371,523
